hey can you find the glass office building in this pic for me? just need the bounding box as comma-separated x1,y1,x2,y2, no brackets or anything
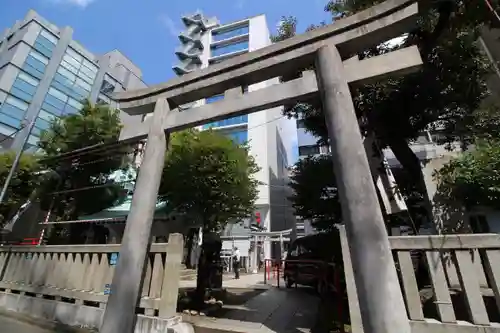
0,10,146,153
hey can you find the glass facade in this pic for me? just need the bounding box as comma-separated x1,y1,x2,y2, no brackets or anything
206,94,224,104
50,47,98,102
26,46,100,145
298,145,320,156
33,30,57,58
100,74,119,96
203,115,248,129
22,50,49,79
10,72,39,103
97,94,111,105
203,94,248,129
212,24,249,42
0,96,28,132
211,40,249,57
227,130,248,144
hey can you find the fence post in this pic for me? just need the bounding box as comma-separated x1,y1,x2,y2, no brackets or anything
264,259,267,284
158,233,184,318
0,249,11,281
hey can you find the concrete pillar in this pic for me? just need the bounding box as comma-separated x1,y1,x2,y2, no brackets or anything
315,44,411,333
251,235,258,273
159,233,184,318
100,98,170,333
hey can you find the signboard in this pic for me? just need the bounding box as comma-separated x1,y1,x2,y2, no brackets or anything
109,253,119,266
104,284,111,295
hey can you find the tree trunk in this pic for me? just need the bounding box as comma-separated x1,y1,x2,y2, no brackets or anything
387,138,433,234
194,230,222,310
184,228,197,269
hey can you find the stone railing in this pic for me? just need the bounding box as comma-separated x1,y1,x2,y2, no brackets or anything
0,233,184,330
339,226,500,333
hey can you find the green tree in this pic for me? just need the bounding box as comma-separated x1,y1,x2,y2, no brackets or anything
289,155,341,232
435,139,500,210
38,100,131,244
158,129,259,308
274,0,496,230
0,152,41,227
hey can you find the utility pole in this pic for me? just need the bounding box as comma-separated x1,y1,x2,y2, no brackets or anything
0,117,37,206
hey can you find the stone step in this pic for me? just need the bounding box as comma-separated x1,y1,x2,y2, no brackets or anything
180,269,197,281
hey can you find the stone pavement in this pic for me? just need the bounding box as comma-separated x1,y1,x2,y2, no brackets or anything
0,314,59,333
184,285,319,333
179,272,270,289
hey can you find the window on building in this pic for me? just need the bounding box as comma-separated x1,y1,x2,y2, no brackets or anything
0,96,28,130
227,130,248,144
211,40,249,58
63,97,83,115
52,49,98,103
33,29,57,58
203,115,248,129
99,79,116,96
22,50,48,79
297,119,306,129
10,72,40,103
206,94,224,104
298,145,320,156
97,94,111,105
60,47,98,86
37,109,55,123
212,23,249,42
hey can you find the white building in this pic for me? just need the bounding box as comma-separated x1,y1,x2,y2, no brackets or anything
173,13,295,259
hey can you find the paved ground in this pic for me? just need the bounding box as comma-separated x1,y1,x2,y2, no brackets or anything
183,274,319,333
225,287,318,333
0,315,56,333
179,272,271,289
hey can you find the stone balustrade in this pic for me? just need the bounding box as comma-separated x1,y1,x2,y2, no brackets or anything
339,226,500,333
0,233,185,331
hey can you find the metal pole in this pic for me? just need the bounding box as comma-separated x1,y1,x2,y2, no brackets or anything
0,117,37,206
315,44,410,333
100,98,169,333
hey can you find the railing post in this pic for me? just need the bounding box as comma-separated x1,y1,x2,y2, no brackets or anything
316,44,410,333
158,233,184,318
100,98,170,333
0,248,11,281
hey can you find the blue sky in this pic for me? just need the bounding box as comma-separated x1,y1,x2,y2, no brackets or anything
0,0,332,163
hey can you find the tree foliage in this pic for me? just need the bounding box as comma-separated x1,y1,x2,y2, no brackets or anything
39,100,131,243
435,140,500,210
159,129,259,232
159,129,259,308
0,152,41,227
289,155,341,232
276,0,497,230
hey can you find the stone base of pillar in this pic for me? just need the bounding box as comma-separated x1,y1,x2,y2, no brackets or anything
135,315,194,333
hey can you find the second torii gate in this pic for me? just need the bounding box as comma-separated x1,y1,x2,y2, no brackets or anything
96,1,423,332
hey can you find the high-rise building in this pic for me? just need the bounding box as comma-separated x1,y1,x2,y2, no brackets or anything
296,118,329,159
0,10,146,153
173,13,295,258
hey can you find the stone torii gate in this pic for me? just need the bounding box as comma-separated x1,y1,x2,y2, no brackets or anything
99,1,423,332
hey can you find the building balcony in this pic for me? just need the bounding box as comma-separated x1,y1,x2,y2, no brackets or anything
178,32,204,48
174,46,203,63
181,13,219,31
